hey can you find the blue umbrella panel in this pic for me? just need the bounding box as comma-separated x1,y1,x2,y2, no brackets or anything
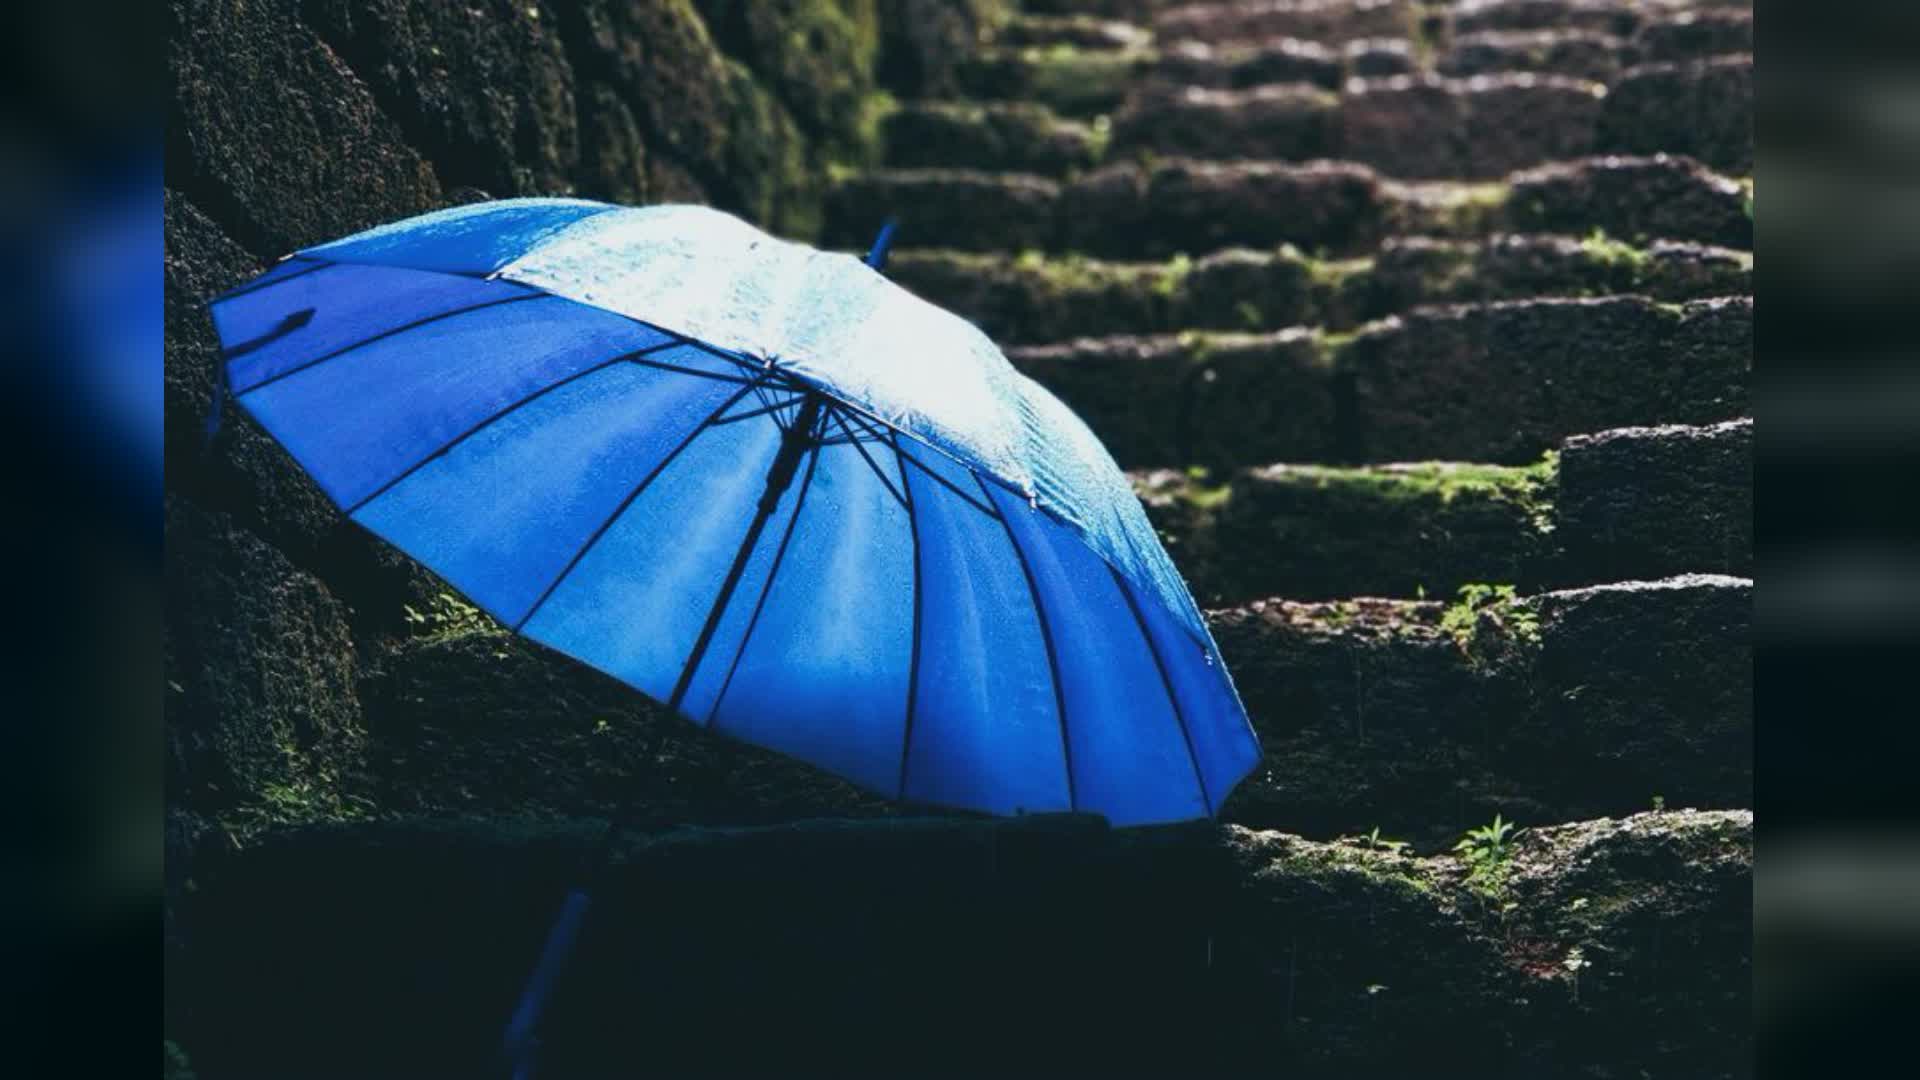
209,200,1261,828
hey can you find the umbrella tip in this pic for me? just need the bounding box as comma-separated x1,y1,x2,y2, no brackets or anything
864,218,898,273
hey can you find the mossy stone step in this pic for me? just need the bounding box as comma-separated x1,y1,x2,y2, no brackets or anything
884,234,1747,344
1440,29,1631,81
1133,417,1752,604
1111,83,1339,161
1636,7,1752,63
992,13,1154,50
1150,37,1345,89
823,168,1061,252
1339,73,1607,179
1101,66,1744,184
1346,295,1750,463
1212,574,1752,839
1003,296,1749,468
1599,55,1753,173
1136,458,1556,606
1451,0,1643,37
881,102,1105,175
824,155,1752,258
953,44,1149,116
1437,10,1748,80
1506,153,1752,248
177,810,1749,1077
1155,0,1421,45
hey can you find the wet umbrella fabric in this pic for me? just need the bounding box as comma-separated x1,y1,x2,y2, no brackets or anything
208,199,1261,827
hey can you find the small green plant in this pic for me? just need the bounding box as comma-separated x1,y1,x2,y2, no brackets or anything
1350,826,1410,856
1440,583,1541,663
1453,813,1521,897
1651,793,1666,813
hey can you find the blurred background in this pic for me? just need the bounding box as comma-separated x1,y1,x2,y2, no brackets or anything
0,0,159,1071
1761,1,1920,1072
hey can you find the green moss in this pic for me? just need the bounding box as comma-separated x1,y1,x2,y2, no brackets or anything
846,90,899,169
1398,181,1512,238
1152,253,1193,298
1085,113,1112,164
1013,45,1146,113
1579,228,1654,284
699,0,881,159
1273,841,1439,897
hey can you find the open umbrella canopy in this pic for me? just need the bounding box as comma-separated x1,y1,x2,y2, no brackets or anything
209,199,1260,826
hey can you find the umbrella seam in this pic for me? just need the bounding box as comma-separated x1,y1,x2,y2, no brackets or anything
981,474,1077,813
1109,564,1214,818
708,444,822,730
892,431,924,802
512,377,766,633
230,291,548,397
341,338,691,516
208,255,331,303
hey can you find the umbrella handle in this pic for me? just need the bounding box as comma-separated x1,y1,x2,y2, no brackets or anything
502,821,623,1079
503,889,590,1080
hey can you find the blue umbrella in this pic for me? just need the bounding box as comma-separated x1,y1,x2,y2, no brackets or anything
208,199,1262,1072
209,198,1260,824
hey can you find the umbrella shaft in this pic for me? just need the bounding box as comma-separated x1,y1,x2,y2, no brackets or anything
669,393,823,712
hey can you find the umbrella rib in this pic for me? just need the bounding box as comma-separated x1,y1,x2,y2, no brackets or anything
711,396,804,427
706,445,821,728
829,412,908,511
893,447,1002,520
512,378,766,633
1108,565,1213,817
627,354,760,385
343,339,688,516
232,291,548,397
979,474,1077,812
209,256,331,303
890,432,924,801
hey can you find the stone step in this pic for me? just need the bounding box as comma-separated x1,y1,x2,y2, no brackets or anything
1107,61,1747,183
1003,296,1750,469
992,13,1155,51
1110,83,1339,161
1557,417,1753,583
1155,0,1423,46
1344,293,1750,462
881,102,1104,176
1635,7,1752,63
177,809,1750,1077
1151,37,1340,89
1025,0,1172,19
1337,73,1610,179
1450,0,1645,38
885,234,1749,344
953,45,1148,117
1598,55,1753,173
1212,574,1752,838
1503,153,1752,248
823,155,1752,257
1436,10,1748,80
1134,417,1752,605
1439,29,1632,81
